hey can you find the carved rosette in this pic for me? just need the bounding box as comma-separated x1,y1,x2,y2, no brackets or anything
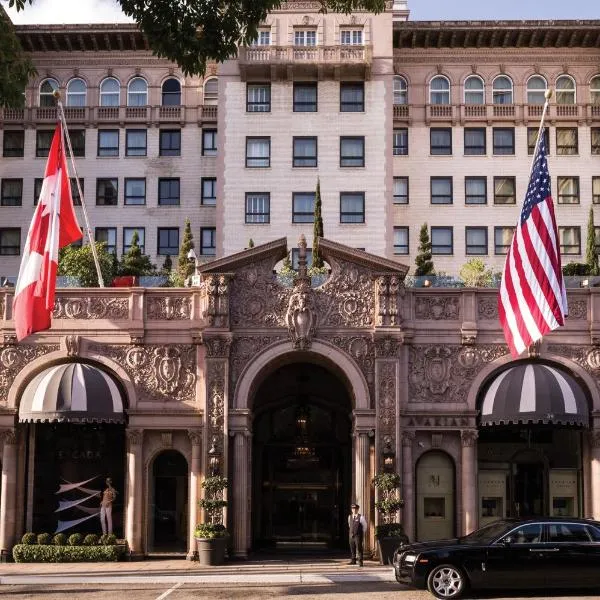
547,344,599,376
126,429,143,446
568,299,587,320
415,295,460,320
477,296,498,320
374,336,400,358
53,297,128,320
146,296,191,320
461,429,478,447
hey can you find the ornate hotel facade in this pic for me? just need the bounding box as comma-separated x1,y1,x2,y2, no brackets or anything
0,1,600,558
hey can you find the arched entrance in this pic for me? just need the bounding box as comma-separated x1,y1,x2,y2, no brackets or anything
251,363,352,552
150,450,188,552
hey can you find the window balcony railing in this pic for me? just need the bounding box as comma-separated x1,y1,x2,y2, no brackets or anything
239,45,372,65
588,104,600,119
393,104,410,120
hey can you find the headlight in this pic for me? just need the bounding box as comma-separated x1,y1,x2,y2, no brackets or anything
404,554,417,564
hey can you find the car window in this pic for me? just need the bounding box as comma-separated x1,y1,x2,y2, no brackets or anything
586,525,600,541
503,524,542,544
547,523,591,543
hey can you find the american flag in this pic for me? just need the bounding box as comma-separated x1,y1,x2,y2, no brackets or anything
498,134,568,357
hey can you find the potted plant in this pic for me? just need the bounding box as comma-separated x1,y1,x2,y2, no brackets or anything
373,472,408,565
195,475,228,565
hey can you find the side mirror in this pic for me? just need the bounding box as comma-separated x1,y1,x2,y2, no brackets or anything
501,536,513,546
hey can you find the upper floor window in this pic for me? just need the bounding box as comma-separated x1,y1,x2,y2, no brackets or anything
158,178,180,206
340,136,365,167
247,83,271,112
1,179,23,206
127,77,148,106
429,76,450,105
252,28,271,46
492,75,513,105
527,127,549,155
294,29,316,46
294,83,317,112
430,128,452,155
340,28,363,45
431,226,453,255
162,78,181,106
246,137,270,167
592,128,600,155
340,82,364,112
0,228,20,256
66,78,87,107
100,77,120,107
159,129,181,156
591,75,600,105
559,226,581,255
393,76,407,105
95,228,117,254
556,75,576,105
593,177,600,204
527,75,547,104
200,227,217,256
393,227,409,255
340,192,365,224
493,127,515,155
3,130,24,157
464,75,484,105
393,128,408,155
245,192,270,223
124,227,145,253
556,127,578,155
39,78,59,107
204,77,218,105
292,192,315,223
557,176,580,204
202,129,217,156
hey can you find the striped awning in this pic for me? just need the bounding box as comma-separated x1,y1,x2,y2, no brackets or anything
19,363,125,424
480,363,589,427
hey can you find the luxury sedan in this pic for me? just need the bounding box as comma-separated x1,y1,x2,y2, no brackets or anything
393,517,600,599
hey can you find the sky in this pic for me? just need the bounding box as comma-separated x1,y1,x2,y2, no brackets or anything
2,0,599,24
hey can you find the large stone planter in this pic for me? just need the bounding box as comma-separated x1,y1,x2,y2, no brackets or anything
196,536,227,566
377,535,408,565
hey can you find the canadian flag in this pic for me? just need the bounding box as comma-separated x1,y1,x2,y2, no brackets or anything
13,122,82,341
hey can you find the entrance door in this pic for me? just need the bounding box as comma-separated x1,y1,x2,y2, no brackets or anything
513,462,545,517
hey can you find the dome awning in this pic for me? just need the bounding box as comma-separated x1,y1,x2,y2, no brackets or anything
480,363,589,427
19,363,125,424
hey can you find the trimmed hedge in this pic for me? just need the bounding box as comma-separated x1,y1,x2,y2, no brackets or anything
13,544,126,563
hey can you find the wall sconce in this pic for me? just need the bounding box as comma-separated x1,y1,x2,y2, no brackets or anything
382,435,395,472
208,435,220,476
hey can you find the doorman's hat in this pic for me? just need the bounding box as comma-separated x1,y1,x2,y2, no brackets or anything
351,503,359,508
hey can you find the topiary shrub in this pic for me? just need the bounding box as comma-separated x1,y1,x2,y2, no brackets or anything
12,544,126,563
37,533,52,545
68,533,83,546
99,533,117,546
21,533,37,545
53,533,67,546
83,534,99,546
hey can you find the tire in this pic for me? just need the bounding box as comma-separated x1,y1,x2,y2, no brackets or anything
426,564,468,599
394,569,404,584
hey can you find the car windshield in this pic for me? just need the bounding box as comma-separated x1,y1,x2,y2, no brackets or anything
460,521,514,544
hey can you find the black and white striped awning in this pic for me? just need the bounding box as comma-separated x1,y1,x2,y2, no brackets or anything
480,363,589,427
19,363,125,424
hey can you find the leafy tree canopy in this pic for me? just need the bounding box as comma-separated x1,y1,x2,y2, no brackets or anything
58,242,115,287
118,230,156,276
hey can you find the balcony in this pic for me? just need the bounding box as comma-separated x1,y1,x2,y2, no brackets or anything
393,104,410,121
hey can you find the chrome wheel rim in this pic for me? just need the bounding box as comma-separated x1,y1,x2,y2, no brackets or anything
431,567,463,598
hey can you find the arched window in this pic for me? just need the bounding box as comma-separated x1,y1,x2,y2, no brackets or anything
556,75,576,105
464,75,484,104
492,75,513,105
393,76,407,105
527,75,547,105
162,78,181,106
39,78,59,107
127,77,148,106
204,77,218,105
591,75,600,105
429,76,450,105
100,78,120,107
66,78,87,107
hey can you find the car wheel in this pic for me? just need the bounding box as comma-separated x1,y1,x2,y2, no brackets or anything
394,569,404,584
426,564,468,599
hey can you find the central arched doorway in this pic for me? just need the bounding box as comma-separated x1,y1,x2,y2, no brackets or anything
251,363,352,552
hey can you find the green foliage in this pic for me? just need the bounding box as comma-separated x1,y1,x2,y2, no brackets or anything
21,533,36,545
201,475,228,495
175,218,195,286
37,533,52,545
12,544,125,563
375,523,408,539
459,258,495,287
83,534,99,546
247,238,255,248
67,533,83,546
373,472,401,492
58,242,115,287
194,523,228,539
312,179,324,269
414,224,434,276
562,262,590,276
118,230,156,276
586,207,600,276
99,534,117,546
373,471,403,532
199,476,228,530
53,534,67,546
161,254,173,274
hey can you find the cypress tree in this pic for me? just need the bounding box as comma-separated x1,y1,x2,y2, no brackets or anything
586,206,600,276
119,230,155,276
312,178,324,268
414,223,434,276
176,218,195,285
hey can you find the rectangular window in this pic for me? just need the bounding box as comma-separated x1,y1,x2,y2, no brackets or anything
246,83,271,112
125,129,147,156
97,130,119,157
493,127,515,155
556,127,578,155
430,128,452,155
201,177,216,206
293,82,317,112
95,227,117,254
3,130,24,157
430,177,453,204
494,226,515,254
124,178,146,205
34,178,43,205
494,176,516,204
158,178,180,205
594,177,600,205
202,129,217,156
393,177,409,204
559,226,581,255
393,226,409,255
465,226,488,255
159,129,181,156
252,29,271,46
68,129,85,157
69,177,83,206
200,227,216,256
464,128,486,155
393,128,408,155
245,192,270,223
340,82,364,112
340,29,363,45
340,192,365,223
431,227,453,255
246,137,270,167
340,136,365,167
293,137,317,167
36,130,53,158
96,178,118,206
465,176,487,204
124,227,145,254
1,179,22,206
592,128,600,155
157,227,179,255
292,192,315,223
557,176,580,204
0,228,20,255
294,29,316,46
527,127,550,155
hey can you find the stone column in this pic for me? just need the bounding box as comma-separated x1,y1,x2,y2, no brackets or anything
125,429,143,556
232,430,250,557
354,431,370,550
461,429,478,535
401,431,415,542
591,432,600,520
187,429,202,560
0,429,18,555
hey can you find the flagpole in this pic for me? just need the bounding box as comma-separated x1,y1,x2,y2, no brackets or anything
53,90,105,288
528,88,553,175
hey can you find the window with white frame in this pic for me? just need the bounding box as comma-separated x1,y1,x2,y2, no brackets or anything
429,76,450,105
464,75,484,105
252,28,271,46
527,75,547,104
557,176,580,204
393,177,408,204
559,226,581,255
204,78,218,105
340,28,363,45
100,78,120,106
127,77,148,106
393,227,409,255
294,29,316,46
162,78,181,106
556,75,576,105
245,192,270,223
39,78,59,107
66,78,87,107
393,76,407,105
246,83,271,112
246,137,270,167
592,75,600,105
492,76,513,105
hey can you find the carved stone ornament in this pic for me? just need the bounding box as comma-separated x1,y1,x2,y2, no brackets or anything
126,429,143,446
229,335,286,392
376,275,404,327
375,336,400,358
0,295,5,320
187,429,202,446
401,430,415,447
478,296,498,320
161,432,173,447
325,334,375,398
377,361,396,431
587,348,600,371
0,429,17,445
461,429,478,447
286,278,316,350
206,360,225,455
147,296,191,321
201,274,231,328
568,299,587,320
415,296,460,320
204,336,232,358
590,430,600,449
403,414,472,428
65,335,81,357
53,296,128,320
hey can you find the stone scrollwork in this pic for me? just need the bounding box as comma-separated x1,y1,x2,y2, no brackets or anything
325,334,375,397
0,429,17,445
415,295,460,320
147,296,191,321
461,429,478,447
374,336,400,358
206,360,226,457
477,296,498,320
377,361,396,431
286,278,316,350
568,299,587,320
187,429,202,446
126,429,143,446
229,335,286,393
53,296,129,320
204,336,232,358
375,275,404,327
547,344,599,375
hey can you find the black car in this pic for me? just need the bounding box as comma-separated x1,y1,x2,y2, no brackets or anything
394,517,600,599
